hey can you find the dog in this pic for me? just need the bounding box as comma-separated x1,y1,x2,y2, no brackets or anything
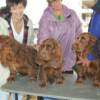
36,38,64,87
72,32,95,83
0,35,38,81
73,32,100,87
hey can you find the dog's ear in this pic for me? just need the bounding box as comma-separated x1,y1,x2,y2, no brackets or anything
35,54,44,65
52,41,62,57
89,35,96,46
81,32,96,47
0,35,5,43
92,38,100,59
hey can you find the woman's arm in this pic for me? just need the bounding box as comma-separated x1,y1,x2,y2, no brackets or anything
37,12,51,44
0,17,9,35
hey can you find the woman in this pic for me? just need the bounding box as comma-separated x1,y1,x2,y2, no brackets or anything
38,0,82,74
0,0,35,100
0,0,34,45
38,1,82,100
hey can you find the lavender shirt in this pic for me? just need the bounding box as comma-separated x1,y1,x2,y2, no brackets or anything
38,5,82,71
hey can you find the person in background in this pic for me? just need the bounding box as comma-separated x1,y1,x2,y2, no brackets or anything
37,0,82,100
88,0,100,60
0,0,35,100
88,0,100,39
38,0,82,74
77,0,100,66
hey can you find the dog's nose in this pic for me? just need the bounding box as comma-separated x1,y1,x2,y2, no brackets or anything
40,49,47,58
40,49,51,61
41,51,46,57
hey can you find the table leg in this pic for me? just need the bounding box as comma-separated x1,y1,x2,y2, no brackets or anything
15,93,18,100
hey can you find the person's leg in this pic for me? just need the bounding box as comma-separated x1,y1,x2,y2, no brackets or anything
38,96,44,100
18,94,23,100
11,93,23,100
0,90,10,100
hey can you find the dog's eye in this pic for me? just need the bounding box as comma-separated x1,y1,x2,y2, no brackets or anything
80,37,86,42
76,37,79,40
47,44,52,50
76,37,81,42
47,45,50,48
81,37,85,40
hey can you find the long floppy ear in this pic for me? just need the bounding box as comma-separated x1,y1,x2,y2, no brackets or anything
52,40,61,54
53,41,63,62
92,38,100,59
89,35,96,46
0,35,6,42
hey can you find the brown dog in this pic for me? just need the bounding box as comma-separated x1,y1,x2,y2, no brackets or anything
0,35,38,81
36,38,64,87
73,32,100,87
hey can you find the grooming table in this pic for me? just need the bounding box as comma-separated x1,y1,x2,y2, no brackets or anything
1,74,100,100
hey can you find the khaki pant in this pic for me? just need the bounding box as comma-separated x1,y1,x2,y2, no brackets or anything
8,94,37,100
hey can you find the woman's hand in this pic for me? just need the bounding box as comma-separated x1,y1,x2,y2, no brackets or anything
76,56,91,67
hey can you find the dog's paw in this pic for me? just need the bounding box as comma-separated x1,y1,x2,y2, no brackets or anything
30,76,37,81
7,76,16,82
93,80,100,88
56,76,64,84
76,78,84,83
39,81,47,88
56,80,64,84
